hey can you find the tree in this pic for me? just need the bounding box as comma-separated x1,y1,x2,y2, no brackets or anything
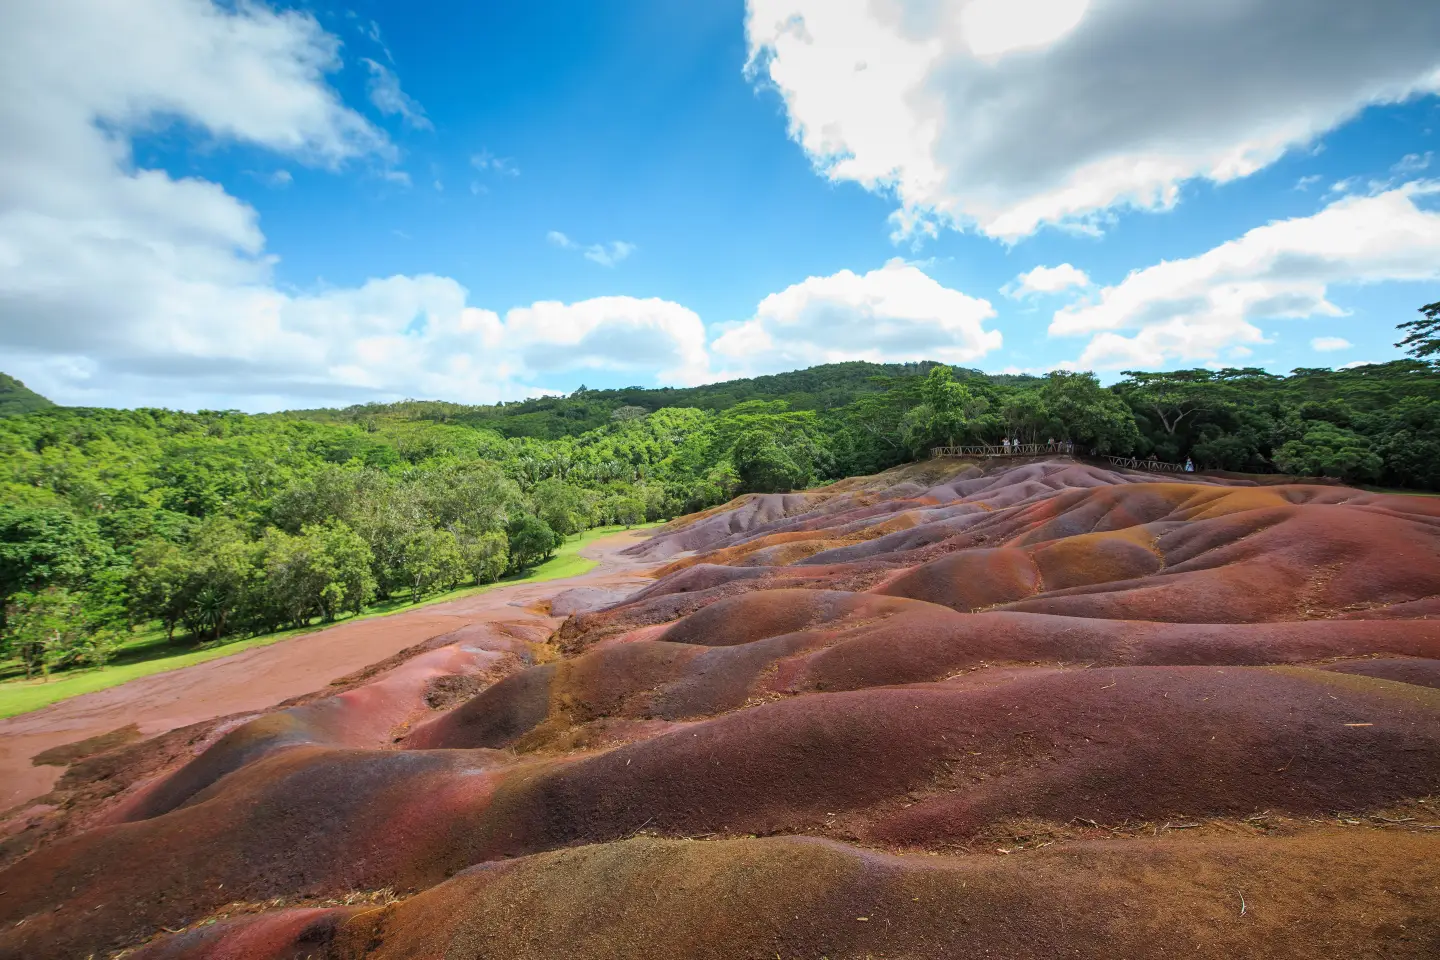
712,402,833,486
0,506,105,623
348,483,425,601
898,367,991,455
1275,423,1383,483
611,496,646,528
611,405,649,422
1116,370,1224,437
413,461,519,533
269,466,391,533
460,529,509,584
731,429,810,493
1396,301,1440,359
253,522,378,629
998,391,1049,445
130,538,192,641
530,479,591,538
178,521,256,643
506,515,560,571
1040,372,1139,454
401,528,466,602
309,522,377,619
2,587,89,679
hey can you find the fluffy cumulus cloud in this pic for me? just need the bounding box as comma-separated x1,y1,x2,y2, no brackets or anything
0,0,706,408
712,260,1000,374
1048,185,1440,369
1311,336,1353,353
502,298,708,383
1006,263,1089,298
745,0,1440,240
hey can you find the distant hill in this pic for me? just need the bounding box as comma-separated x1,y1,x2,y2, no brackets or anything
0,373,54,417
290,361,1043,440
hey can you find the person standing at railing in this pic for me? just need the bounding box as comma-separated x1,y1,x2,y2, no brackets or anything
1185,457,1194,473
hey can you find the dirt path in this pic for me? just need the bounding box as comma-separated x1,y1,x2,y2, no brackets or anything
0,529,655,810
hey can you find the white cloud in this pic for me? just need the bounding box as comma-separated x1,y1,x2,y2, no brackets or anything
745,0,1440,240
1311,336,1353,352
361,58,431,131
1394,152,1434,175
584,241,636,268
471,150,519,176
1006,263,1090,298
1048,184,1440,369
359,19,392,62
960,0,1090,60
502,298,709,385
0,0,706,409
1295,174,1324,191
712,259,1000,374
549,233,637,267
1341,360,1380,369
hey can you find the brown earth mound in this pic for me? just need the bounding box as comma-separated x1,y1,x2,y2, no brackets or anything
2,458,1438,960
131,830,1440,960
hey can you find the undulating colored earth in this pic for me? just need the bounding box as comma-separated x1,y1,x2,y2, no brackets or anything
1,457,1438,959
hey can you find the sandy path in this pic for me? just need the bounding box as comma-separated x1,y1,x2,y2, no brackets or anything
0,529,655,810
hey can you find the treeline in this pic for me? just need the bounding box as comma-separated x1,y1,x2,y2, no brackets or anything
866,359,1440,489
287,360,986,439
2,308,1436,677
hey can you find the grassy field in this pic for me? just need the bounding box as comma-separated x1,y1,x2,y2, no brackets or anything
0,523,657,720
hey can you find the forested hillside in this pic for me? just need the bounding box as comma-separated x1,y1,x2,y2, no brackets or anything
287,360,992,439
0,374,53,418
2,334,1437,679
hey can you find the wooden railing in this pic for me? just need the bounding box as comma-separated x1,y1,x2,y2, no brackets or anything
931,443,1077,458
1102,455,1187,473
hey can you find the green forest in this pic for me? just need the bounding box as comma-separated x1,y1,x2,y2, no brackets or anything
2,306,1437,679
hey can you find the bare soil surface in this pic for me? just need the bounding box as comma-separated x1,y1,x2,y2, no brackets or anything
0,529,655,811
2,463,1438,960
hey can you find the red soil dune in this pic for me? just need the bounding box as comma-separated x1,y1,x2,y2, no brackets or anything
2,458,1438,959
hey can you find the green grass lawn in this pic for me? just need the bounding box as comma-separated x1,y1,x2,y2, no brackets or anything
0,523,657,720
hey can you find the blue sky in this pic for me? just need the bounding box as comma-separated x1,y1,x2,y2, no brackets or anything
3,0,1440,410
